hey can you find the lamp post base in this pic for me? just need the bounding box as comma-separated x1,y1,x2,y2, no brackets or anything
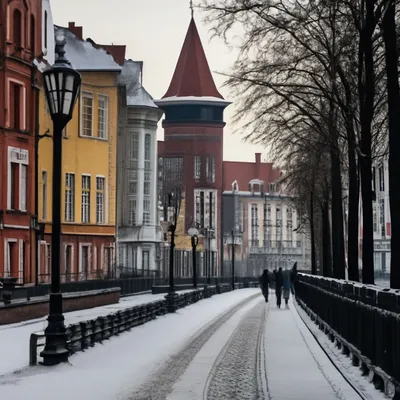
165,291,179,313
40,293,69,366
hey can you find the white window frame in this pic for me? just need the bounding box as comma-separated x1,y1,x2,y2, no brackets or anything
81,174,91,223
194,156,201,182
80,91,94,137
6,78,26,130
63,243,74,276
193,189,217,232
4,239,17,277
65,173,75,222
97,94,109,139
7,146,29,211
96,175,106,224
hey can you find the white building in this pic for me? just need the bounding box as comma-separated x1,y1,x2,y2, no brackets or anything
116,60,164,276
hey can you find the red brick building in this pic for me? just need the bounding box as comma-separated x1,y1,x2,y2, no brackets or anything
0,0,42,283
156,17,231,275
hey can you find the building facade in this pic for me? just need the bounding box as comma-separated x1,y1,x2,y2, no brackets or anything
0,0,43,284
116,59,164,277
156,17,231,277
37,22,121,282
222,153,311,277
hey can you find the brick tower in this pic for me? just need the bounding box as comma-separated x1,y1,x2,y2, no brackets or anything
156,17,230,276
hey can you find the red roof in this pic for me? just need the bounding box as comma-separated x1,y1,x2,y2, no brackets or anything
162,18,224,99
223,153,281,191
98,45,126,66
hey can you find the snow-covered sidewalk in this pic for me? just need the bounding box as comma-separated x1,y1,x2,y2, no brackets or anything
265,299,360,400
0,289,194,377
0,289,261,400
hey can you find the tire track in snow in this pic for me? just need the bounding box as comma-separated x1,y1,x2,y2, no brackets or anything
126,292,262,400
205,301,268,400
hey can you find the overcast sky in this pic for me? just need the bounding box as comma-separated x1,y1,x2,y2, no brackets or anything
50,0,267,162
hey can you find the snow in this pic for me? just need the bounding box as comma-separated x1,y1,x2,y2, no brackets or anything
0,289,260,400
119,60,158,108
155,95,231,107
0,290,194,377
265,298,360,400
54,26,122,72
295,300,387,400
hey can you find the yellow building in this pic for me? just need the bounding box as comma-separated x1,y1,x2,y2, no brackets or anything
37,24,122,282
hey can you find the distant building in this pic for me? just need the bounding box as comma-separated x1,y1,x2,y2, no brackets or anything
156,16,231,278
222,153,311,277
0,0,42,283
357,158,390,275
37,22,121,282
115,60,164,277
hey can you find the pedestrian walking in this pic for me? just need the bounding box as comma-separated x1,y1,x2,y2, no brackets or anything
282,268,291,307
259,269,270,302
275,267,283,308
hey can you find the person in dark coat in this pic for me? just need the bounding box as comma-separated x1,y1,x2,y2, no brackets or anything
275,267,284,308
259,269,270,302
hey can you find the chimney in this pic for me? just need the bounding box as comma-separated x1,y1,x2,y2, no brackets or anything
255,152,261,178
68,22,83,40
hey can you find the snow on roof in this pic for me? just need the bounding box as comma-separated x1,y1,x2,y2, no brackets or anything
119,60,158,109
155,95,231,107
54,26,122,72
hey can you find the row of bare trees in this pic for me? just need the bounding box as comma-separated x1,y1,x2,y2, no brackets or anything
200,0,400,287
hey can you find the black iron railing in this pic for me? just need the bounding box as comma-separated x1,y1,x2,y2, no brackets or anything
295,273,400,397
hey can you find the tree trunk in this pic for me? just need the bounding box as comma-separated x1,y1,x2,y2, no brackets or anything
347,124,360,281
382,0,400,288
330,139,346,279
322,199,333,277
358,0,375,284
310,192,317,275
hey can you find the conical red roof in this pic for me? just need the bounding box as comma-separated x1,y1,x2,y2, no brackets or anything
162,18,224,99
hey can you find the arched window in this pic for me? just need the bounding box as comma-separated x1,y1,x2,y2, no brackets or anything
13,9,22,48
30,15,35,55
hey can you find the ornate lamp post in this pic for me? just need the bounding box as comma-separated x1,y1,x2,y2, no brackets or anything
165,190,179,312
188,227,199,288
40,35,81,366
231,228,235,290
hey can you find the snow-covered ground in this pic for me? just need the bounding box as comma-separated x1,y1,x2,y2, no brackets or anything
0,288,367,400
295,300,387,400
0,289,261,400
0,289,195,377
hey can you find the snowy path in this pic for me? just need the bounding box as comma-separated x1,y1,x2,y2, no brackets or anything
0,290,194,376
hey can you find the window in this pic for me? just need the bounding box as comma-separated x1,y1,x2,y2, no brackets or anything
194,156,201,182
97,95,108,139
81,175,91,223
42,171,47,219
142,251,150,275
206,156,215,183
10,163,19,209
380,198,385,237
13,9,22,48
81,92,93,136
80,245,90,278
194,189,216,229
251,204,258,246
30,15,35,55
287,220,293,243
200,107,213,120
373,205,377,233
44,11,48,49
378,165,385,192
126,133,138,226
372,167,376,193
143,134,151,225
11,83,22,130
65,173,75,222
96,177,105,223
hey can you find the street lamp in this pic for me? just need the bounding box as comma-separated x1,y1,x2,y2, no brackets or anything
40,35,81,366
231,228,235,290
188,227,199,288
165,190,179,312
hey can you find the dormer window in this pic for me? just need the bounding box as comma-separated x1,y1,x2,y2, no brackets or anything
249,179,264,193
13,9,22,48
232,180,239,192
